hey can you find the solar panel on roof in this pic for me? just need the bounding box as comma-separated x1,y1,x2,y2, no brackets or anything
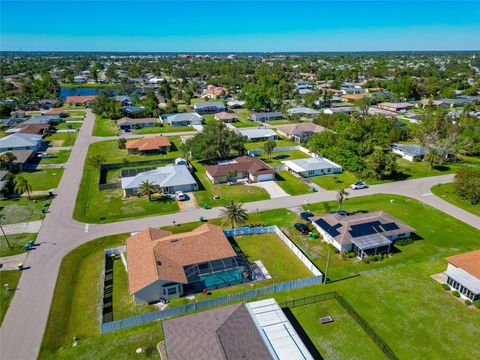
382,222,399,231
314,219,341,237
349,221,383,237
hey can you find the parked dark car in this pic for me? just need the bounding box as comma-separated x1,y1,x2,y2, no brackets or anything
329,210,348,216
294,223,309,234
299,211,314,222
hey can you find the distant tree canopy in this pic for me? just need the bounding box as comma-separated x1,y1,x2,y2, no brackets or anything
454,168,480,205
181,121,247,161
92,92,122,119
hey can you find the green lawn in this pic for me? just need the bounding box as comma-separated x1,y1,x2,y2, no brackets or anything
0,196,51,224
45,132,77,147
231,108,251,121
132,125,194,134
39,150,71,165
291,300,386,359
191,161,270,207
92,116,119,137
275,170,312,195
0,270,21,325
300,194,480,280
65,110,86,117
432,182,480,216
231,120,258,128
244,138,296,151
258,150,309,167
310,171,360,190
21,169,64,191
56,122,82,130
0,233,37,257
267,120,291,125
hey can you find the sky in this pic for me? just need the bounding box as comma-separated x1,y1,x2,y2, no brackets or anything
1,1,480,52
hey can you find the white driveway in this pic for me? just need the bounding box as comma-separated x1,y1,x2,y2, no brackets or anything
248,180,289,199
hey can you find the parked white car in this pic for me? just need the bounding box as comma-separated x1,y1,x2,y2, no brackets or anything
37,152,54,158
175,191,186,201
350,181,368,190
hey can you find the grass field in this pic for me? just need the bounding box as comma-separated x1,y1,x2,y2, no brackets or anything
92,116,119,137
21,169,64,191
132,125,194,134
0,195,51,224
45,132,78,147
244,138,296,151
0,233,37,257
0,270,21,325
432,182,480,216
191,161,270,207
40,199,480,359
258,149,309,166
275,170,311,195
291,300,386,359
56,122,82,130
39,150,71,165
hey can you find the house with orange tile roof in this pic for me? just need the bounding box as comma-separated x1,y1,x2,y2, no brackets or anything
126,224,253,303
444,250,480,301
125,136,171,155
65,95,97,106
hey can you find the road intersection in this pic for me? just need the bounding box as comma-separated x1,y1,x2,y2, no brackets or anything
1,110,479,360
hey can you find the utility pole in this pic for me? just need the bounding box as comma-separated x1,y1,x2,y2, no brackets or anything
324,246,331,284
0,217,12,249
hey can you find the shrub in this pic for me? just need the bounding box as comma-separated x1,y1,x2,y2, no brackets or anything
474,300,480,309
452,291,460,298
396,238,413,246
342,251,356,259
465,299,472,306
441,283,450,291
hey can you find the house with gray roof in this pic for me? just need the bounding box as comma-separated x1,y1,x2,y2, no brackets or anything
237,128,277,141
251,112,284,123
121,164,198,196
20,115,61,126
287,106,320,117
193,101,226,114
0,133,43,152
161,112,203,127
282,157,342,177
391,143,427,161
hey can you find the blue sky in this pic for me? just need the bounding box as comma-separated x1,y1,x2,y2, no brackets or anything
1,1,480,52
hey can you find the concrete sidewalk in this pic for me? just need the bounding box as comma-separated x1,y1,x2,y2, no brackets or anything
2,220,43,235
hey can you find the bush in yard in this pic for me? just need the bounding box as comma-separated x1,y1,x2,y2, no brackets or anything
452,291,460,298
474,300,480,309
465,299,472,306
441,283,450,291
396,238,413,246
454,167,480,205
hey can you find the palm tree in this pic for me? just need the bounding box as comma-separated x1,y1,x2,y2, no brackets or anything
220,201,249,229
138,180,160,201
14,175,32,199
0,152,17,171
88,155,106,170
336,188,349,211
424,148,442,170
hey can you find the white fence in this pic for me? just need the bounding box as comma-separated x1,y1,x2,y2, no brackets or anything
224,226,323,277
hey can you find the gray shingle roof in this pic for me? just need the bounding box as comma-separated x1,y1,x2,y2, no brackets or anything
121,164,197,190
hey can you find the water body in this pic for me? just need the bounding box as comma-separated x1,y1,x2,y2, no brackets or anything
60,87,117,101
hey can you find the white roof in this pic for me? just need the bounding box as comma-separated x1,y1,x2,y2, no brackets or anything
0,133,43,149
287,107,320,115
246,298,314,360
445,267,480,294
121,164,197,190
164,112,202,123
237,128,277,140
282,157,341,172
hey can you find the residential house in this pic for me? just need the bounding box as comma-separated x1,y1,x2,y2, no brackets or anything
202,85,226,99
341,87,365,95
0,133,43,152
20,115,61,126
114,95,131,106
205,156,275,184
237,128,278,141
41,107,67,117
162,298,314,360
287,106,320,117
341,94,365,102
193,101,226,114
121,164,198,196
391,143,427,161
73,75,88,84
214,111,237,123
418,99,449,108
276,123,327,143
161,113,203,127
311,211,415,257
116,117,158,131
444,250,480,301
125,136,171,155
282,157,342,177
378,102,414,112
126,223,251,303
65,95,97,107
0,150,35,172
322,106,356,115
17,124,51,135
226,99,245,109
10,111,27,119
251,112,284,123
122,106,145,115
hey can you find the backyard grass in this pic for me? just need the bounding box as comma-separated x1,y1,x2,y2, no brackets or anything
258,149,309,166
39,150,71,165
291,300,386,359
0,233,37,257
21,169,64,191
0,195,51,224
92,116,119,137
310,171,360,190
0,270,21,325
191,161,270,207
432,182,480,216
267,119,291,125
56,122,82,130
132,125,194,134
64,110,86,117
45,132,77,147
244,138,296,151
40,199,480,359
275,170,311,195
230,120,258,128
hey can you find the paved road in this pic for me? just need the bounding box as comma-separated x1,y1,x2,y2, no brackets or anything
1,109,479,360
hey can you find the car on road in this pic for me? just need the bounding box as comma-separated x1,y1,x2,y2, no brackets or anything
175,191,186,201
350,181,368,190
294,223,309,234
37,152,54,158
299,211,314,222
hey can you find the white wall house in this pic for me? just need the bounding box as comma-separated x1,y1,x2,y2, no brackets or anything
282,157,342,178
444,250,480,302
